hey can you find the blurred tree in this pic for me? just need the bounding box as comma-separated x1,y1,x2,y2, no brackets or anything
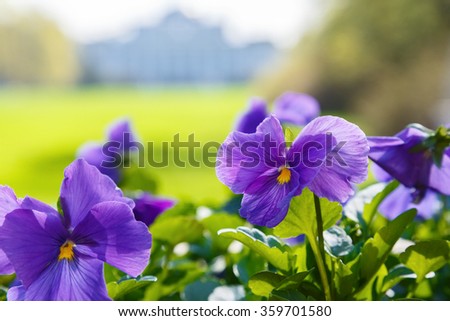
0,5,78,86
256,0,450,134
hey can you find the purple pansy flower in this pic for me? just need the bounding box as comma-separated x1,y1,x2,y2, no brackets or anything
284,234,306,246
77,143,122,183
273,92,320,127
235,98,268,134
0,186,21,275
78,119,175,225
106,119,140,152
0,159,152,300
235,92,321,134
77,118,140,183
133,192,176,226
216,115,369,227
368,125,450,195
372,163,442,220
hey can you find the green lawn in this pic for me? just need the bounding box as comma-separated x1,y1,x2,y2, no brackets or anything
0,86,254,206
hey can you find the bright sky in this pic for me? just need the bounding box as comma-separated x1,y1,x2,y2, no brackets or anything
5,0,324,48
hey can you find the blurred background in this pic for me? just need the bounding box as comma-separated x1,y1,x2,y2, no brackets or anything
0,0,449,206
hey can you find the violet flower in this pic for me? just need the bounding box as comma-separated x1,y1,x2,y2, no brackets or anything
0,159,152,300
368,125,450,195
372,163,442,220
0,186,21,275
235,98,268,134
216,115,369,227
273,92,320,127
78,119,175,226
77,118,140,183
235,92,320,134
132,192,176,227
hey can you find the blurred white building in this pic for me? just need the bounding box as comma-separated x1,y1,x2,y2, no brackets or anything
81,11,278,84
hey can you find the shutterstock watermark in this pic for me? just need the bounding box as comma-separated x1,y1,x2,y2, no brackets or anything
100,132,348,169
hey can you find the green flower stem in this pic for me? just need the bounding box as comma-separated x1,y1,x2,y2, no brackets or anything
160,244,174,280
312,194,332,301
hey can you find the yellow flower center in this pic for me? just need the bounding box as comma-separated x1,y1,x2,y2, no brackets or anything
58,241,75,261
277,167,291,185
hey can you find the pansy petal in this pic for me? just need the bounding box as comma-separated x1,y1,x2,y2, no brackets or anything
368,136,405,179
77,143,121,183
287,132,328,192
20,196,60,217
77,142,104,166
217,134,269,193
413,189,443,219
0,186,20,274
0,209,67,287
298,116,369,202
7,285,26,301
0,250,13,275
72,201,151,277
396,127,427,145
307,166,357,203
14,258,109,301
368,136,404,152
371,162,393,183
107,118,140,151
0,185,20,225
367,127,450,194
428,149,450,195
56,258,109,301
378,186,412,221
133,193,176,226
217,116,288,194
240,169,300,227
255,115,287,149
273,92,320,126
379,185,441,220
235,98,268,134
368,134,421,187
60,159,134,229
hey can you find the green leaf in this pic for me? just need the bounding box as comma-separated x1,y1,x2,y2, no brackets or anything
354,264,388,301
151,216,203,245
271,289,306,301
343,183,386,222
0,286,7,301
182,279,221,301
284,128,295,148
56,197,64,216
144,262,206,300
0,274,15,287
235,251,267,284
324,226,354,257
104,264,126,284
399,240,450,283
359,209,416,285
107,275,157,300
218,227,291,273
120,166,158,193
332,258,356,299
292,244,308,272
362,180,399,226
382,264,415,292
248,271,285,298
410,124,450,168
296,281,324,300
248,270,310,297
274,188,342,239
275,271,311,291
202,213,245,251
